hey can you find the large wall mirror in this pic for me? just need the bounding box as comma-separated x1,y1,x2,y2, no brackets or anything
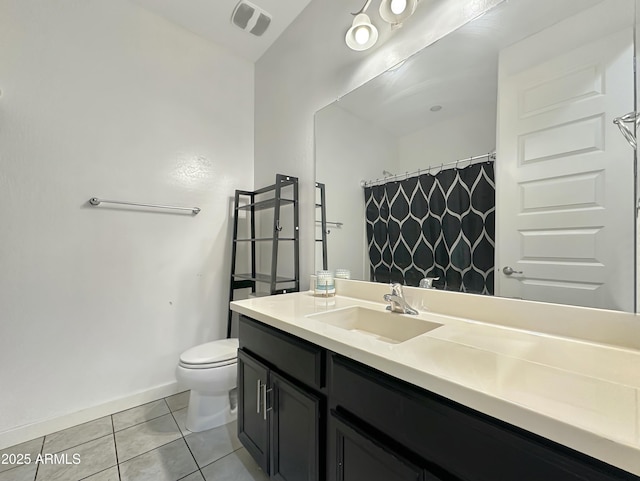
315,0,639,312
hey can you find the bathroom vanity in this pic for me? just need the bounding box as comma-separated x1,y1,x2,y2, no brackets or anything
231,282,640,480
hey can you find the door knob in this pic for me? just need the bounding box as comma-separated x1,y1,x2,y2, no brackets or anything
502,266,523,276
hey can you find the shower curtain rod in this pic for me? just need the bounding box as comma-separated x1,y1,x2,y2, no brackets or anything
360,151,496,188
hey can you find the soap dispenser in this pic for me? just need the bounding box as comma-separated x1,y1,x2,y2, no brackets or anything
419,277,440,289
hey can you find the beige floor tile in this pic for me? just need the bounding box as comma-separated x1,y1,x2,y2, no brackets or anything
0,463,37,481
36,435,116,481
185,421,241,468
179,471,205,481
82,466,120,480
113,400,170,432
119,438,197,481
200,449,268,481
170,408,193,437
115,414,181,463
0,437,43,473
43,417,113,454
165,391,190,413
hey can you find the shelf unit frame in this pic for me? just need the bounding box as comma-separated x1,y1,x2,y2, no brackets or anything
315,182,328,270
228,174,299,337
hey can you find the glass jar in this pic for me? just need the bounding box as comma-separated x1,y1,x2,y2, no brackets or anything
335,269,351,279
315,270,335,297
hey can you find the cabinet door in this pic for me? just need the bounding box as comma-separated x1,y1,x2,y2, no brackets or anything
270,372,321,481
329,412,429,481
238,349,270,473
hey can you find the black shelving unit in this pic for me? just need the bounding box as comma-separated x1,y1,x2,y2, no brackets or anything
315,182,328,270
227,174,299,337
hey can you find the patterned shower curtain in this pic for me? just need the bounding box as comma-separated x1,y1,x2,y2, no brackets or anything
364,162,495,295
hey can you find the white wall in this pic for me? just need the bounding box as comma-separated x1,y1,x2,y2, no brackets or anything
0,0,253,446
397,106,497,172
315,105,397,279
254,0,503,289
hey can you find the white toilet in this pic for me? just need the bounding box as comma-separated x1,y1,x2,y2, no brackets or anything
176,338,239,432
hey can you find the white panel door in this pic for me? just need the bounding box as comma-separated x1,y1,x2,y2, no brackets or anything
496,19,635,310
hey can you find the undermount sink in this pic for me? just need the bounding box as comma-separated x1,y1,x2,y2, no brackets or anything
306,306,442,344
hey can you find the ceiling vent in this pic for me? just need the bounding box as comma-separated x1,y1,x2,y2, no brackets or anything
231,1,272,37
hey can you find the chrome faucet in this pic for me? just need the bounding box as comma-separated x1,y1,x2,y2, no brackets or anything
383,283,419,315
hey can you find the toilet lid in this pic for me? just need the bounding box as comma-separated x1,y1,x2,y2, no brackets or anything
179,338,239,365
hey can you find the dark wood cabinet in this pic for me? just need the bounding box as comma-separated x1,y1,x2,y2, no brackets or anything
270,372,321,481
329,354,639,481
238,316,324,481
329,411,439,481
239,314,324,390
237,349,270,473
237,315,639,481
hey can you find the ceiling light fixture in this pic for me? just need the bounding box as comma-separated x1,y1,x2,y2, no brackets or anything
345,2,379,51
379,0,418,24
346,0,419,51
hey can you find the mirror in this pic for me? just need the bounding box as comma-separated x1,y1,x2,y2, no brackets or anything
315,0,638,312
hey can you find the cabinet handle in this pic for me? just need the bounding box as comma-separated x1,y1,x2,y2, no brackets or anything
256,379,262,414
263,385,270,420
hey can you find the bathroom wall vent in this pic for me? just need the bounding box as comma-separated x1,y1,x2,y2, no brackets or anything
231,1,272,37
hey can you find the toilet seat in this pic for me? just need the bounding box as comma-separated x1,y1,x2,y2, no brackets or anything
179,338,238,369
179,358,237,369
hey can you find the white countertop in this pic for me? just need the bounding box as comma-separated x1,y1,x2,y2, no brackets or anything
231,286,640,476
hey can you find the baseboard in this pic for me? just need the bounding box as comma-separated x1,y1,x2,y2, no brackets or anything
0,381,181,450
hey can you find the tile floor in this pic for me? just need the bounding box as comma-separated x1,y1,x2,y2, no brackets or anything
0,392,269,481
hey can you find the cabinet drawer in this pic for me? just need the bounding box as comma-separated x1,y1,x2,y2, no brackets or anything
329,411,440,481
239,316,324,391
330,355,637,481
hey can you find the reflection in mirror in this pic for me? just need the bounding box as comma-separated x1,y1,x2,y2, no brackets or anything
315,0,637,312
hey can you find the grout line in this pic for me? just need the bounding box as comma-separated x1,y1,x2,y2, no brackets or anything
40,418,114,455
45,433,114,456
176,471,201,481
114,411,177,436
112,409,184,466
199,446,245,471
111,398,169,417
110,416,122,481
112,412,170,434
165,391,190,413
34,434,119,481
112,401,173,433
0,465,31,479
115,435,183,466
167,405,207,480
5,395,188,453
0,442,45,481
77,465,119,481
33,436,45,481
8,393,202,481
